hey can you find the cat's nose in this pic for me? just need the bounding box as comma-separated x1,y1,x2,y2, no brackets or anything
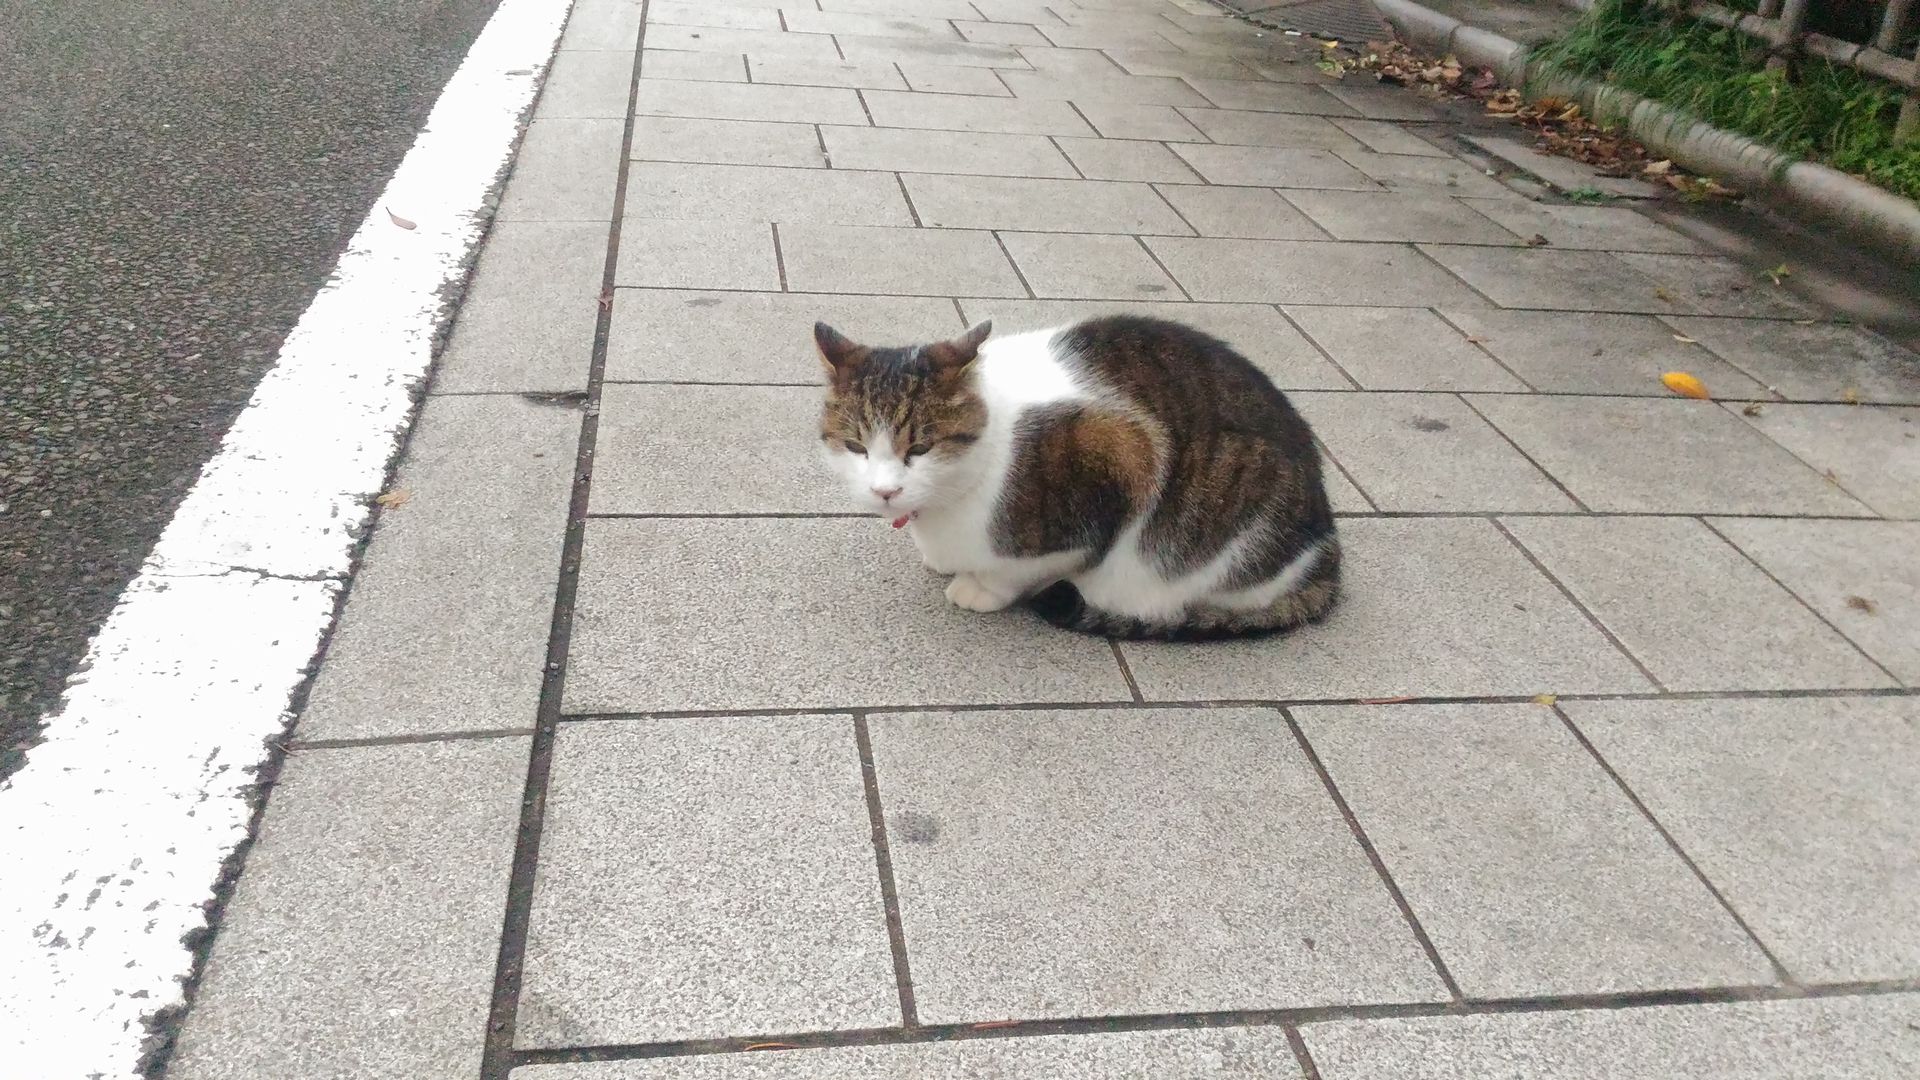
873,485,902,501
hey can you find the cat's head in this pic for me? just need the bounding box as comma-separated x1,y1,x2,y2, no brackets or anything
815,319,993,518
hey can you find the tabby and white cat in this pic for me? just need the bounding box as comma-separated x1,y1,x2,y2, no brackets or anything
815,315,1339,640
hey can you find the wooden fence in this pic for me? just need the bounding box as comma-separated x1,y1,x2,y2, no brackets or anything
1680,0,1919,141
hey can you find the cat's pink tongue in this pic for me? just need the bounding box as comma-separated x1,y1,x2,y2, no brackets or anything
890,514,911,529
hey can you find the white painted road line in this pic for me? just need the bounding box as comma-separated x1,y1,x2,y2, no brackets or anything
0,0,573,1074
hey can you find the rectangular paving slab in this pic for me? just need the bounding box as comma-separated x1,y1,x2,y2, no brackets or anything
593,385,841,514
1283,306,1525,391
605,290,964,383
1145,237,1489,307
512,1028,1306,1078
564,518,1130,712
1290,392,1572,512
616,218,780,290
901,173,1191,234
1441,309,1769,397
1156,184,1327,239
1304,993,1920,1079
1467,395,1873,515
516,716,898,1046
1295,702,1774,997
1169,144,1377,189
496,118,625,221
863,90,1096,135
1662,318,1920,404
997,232,1181,299
780,224,1027,296
1117,517,1652,701
295,395,578,740
434,220,610,392
167,739,525,1080
1281,190,1517,245
622,162,913,225
820,125,1076,176
1564,696,1920,983
869,707,1450,1020
631,116,829,168
1502,516,1893,692
633,77,865,123
1733,403,1920,518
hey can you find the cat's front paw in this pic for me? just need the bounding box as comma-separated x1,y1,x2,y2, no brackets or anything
920,551,957,575
945,573,1014,613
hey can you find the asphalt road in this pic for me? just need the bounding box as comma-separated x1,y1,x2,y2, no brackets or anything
0,0,502,779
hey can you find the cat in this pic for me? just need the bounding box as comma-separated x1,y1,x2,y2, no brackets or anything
814,314,1340,640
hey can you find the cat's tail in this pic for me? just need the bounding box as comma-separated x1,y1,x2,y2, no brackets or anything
1028,542,1341,642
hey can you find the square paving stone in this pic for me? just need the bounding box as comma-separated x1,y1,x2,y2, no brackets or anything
640,48,748,83
863,90,1095,134
433,221,609,392
1503,516,1894,692
561,0,644,50
1055,137,1201,181
167,740,524,1080
1039,25,1185,51
1109,48,1261,80
1463,134,1655,199
624,162,912,225
615,218,779,290
1710,518,1920,684
1146,238,1489,307
1663,317,1920,404
1734,403,1920,518
648,1,780,29
956,18,1052,46
514,1029,1303,1078
780,224,1026,296
564,519,1130,711
1156,184,1327,239
902,174,1191,234
1284,306,1525,391
1467,200,1703,253
295,397,577,740
1337,151,1513,197
998,233,1181,299
516,716,898,1046
1296,702,1774,997
631,116,826,167
1418,245,1691,313
605,290,963,383
997,69,1210,105
1291,392,1572,511
1615,253,1814,318
1565,696,1920,983
594,385,839,514
956,298,1353,389
497,119,624,220
1322,83,1442,121
745,55,907,89
633,77,866,123
1443,309,1769,397
897,63,1013,95
1468,394,1872,515
1304,994,1920,1080
821,126,1075,176
1170,144,1377,189
1118,517,1652,700
1282,190,1516,244
644,24,842,60
535,50,636,119
1073,100,1207,140
1185,77,1358,115
1176,107,1365,150
1017,44,1126,74
870,707,1450,1020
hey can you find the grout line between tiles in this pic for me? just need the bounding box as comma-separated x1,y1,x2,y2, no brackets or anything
1455,395,1589,510
476,3,651,1075
1134,234,1193,299
1552,703,1799,985
1489,518,1668,693
1279,706,1467,1002
1108,639,1145,702
771,222,790,291
990,230,1039,298
1284,1023,1325,1080
290,728,536,751
852,713,920,1029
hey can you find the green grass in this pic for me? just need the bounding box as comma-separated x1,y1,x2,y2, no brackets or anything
1532,0,1920,202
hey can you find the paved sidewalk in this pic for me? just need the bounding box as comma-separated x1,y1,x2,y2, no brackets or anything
166,0,1920,1077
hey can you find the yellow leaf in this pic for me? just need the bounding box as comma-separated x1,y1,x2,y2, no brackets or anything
1845,595,1878,614
1661,371,1711,400
1671,334,1697,344
1533,694,1558,706
1841,387,1861,404
1742,402,1765,417
375,489,411,509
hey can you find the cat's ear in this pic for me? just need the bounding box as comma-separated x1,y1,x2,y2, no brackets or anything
814,322,862,375
927,319,992,373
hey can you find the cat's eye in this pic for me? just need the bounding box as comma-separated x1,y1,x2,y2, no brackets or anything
904,444,933,461
842,439,867,455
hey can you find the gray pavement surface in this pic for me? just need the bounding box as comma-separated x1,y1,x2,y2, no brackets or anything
162,0,1920,1077
0,0,501,778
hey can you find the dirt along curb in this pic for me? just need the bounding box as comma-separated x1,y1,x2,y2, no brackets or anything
1369,0,1920,268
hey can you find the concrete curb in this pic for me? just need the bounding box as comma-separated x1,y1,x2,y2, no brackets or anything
1371,0,1920,267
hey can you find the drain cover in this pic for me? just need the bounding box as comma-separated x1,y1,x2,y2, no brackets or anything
1215,0,1393,45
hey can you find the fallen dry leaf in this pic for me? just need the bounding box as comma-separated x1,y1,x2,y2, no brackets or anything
1765,262,1792,285
1464,335,1487,344
1533,693,1558,706
1672,333,1698,344
1359,695,1417,705
1824,468,1843,485
1742,402,1766,417
1654,286,1677,302
1526,233,1551,247
1845,595,1878,614
744,1043,800,1051
386,208,417,230
1661,371,1711,399
971,1020,1022,1030
1841,387,1862,404
374,489,411,509
1643,159,1673,176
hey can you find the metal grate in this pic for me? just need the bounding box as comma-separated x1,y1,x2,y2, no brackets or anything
1215,0,1393,45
